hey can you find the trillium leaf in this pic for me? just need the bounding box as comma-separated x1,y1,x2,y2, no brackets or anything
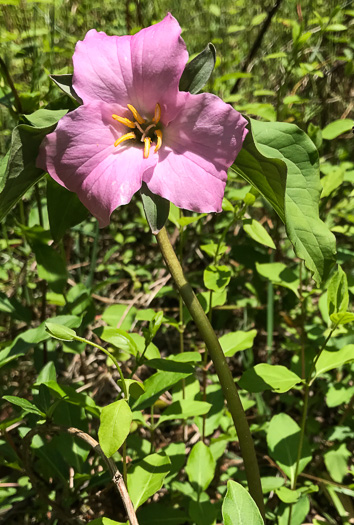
47,177,88,242
179,43,216,94
50,74,83,104
222,480,264,525
330,312,354,326
233,119,336,285
98,400,132,458
0,109,67,221
140,182,170,234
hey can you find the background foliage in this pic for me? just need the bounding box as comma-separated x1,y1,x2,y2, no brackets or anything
0,0,353,524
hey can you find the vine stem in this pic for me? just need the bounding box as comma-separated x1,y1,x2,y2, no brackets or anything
155,226,265,518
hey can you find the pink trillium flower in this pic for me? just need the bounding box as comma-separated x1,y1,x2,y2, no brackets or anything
38,13,248,227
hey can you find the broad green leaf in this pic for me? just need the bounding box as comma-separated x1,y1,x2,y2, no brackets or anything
242,218,276,249
189,492,217,525
102,304,138,331
50,74,82,103
117,379,145,399
260,476,285,493
330,312,354,325
98,400,132,458
267,414,312,484
220,329,257,357
314,345,354,378
234,119,336,284
132,367,193,411
327,265,349,317
277,495,310,525
127,452,171,509
324,444,351,483
322,119,353,139
47,177,88,242
179,43,216,94
95,326,137,355
158,400,211,426
222,480,264,525
140,182,170,234
276,486,299,503
239,364,302,393
3,395,45,417
146,358,198,372
45,322,76,341
185,441,216,492
23,108,68,128
256,262,299,297
203,265,231,292
0,109,67,220
326,384,354,407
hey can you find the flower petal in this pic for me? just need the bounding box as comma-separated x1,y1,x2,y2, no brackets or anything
72,14,188,119
130,13,188,117
37,102,157,226
73,30,134,106
144,92,248,212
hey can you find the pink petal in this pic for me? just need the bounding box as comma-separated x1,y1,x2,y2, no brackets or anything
37,102,157,226
72,14,188,119
144,92,248,212
130,13,188,118
73,30,134,106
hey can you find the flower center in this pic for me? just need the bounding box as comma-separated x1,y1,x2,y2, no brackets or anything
112,103,163,159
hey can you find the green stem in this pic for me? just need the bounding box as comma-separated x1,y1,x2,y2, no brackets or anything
74,336,128,400
155,227,265,518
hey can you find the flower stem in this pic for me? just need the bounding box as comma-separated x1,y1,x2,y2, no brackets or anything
155,226,265,518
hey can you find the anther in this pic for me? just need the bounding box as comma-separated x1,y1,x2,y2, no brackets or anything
114,132,136,147
127,104,145,125
154,129,163,152
152,103,161,124
143,137,151,159
112,114,136,129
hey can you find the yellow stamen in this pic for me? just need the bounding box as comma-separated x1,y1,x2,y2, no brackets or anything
114,132,136,147
152,103,161,124
127,104,145,125
154,129,163,152
143,137,151,159
112,114,136,129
